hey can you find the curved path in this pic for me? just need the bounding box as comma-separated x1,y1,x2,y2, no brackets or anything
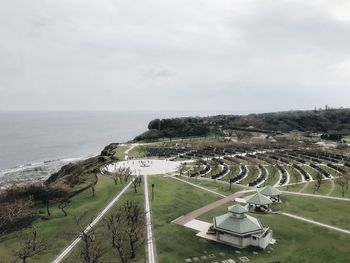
326,179,335,196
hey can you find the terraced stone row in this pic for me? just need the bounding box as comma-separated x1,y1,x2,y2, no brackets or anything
292,163,311,181
229,165,247,183
248,164,267,187
309,163,331,178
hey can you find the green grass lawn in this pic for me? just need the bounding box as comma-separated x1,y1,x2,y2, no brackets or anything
301,179,333,195
199,203,350,263
152,175,350,263
179,177,246,196
0,175,129,263
149,176,231,263
272,194,350,230
279,178,350,198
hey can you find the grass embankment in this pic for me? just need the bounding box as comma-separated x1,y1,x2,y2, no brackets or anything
64,180,145,263
112,145,129,160
0,175,129,262
127,145,147,159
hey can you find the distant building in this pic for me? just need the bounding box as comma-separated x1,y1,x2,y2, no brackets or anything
211,204,273,249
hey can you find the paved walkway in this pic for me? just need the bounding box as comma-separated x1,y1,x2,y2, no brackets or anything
281,212,350,235
170,176,254,226
124,143,140,160
52,180,133,263
326,179,335,196
282,191,350,202
144,174,157,263
298,182,309,193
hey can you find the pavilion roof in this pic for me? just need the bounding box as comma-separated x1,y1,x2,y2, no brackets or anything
228,204,248,214
245,192,273,205
214,213,263,235
260,185,282,197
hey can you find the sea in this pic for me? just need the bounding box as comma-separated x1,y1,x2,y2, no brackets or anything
0,110,238,187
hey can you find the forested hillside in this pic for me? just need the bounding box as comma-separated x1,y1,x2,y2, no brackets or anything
135,108,350,140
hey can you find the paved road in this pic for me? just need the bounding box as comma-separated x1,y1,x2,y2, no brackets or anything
281,212,350,235
144,174,157,263
52,180,134,263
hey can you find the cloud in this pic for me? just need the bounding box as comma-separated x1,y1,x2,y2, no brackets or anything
0,0,349,111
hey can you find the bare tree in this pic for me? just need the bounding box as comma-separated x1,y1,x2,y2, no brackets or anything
0,195,36,240
177,163,186,177
106,201,145,262
132,176,142,193
124,167,132,183
91,174,99,197
106,213,128,263
123,201,145,259
112,172,119,185
75,215,102,263
15,226,46,263
313,172,323,193
58,199,71,216
336,176,347,197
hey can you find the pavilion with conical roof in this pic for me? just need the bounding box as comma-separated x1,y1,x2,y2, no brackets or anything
211,204,273,249
260,185,282,202
245,191,273,212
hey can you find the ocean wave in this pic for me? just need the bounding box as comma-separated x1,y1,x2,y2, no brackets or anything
0,155,93,178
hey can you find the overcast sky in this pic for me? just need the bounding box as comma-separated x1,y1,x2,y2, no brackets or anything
0,0,349,112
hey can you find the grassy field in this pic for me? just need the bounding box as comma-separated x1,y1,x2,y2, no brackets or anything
151,175,350,263
199,202,350,263
179,177,247,196
278,177,350,198
0,175,129,263
273,194,350,230
149,176,232,263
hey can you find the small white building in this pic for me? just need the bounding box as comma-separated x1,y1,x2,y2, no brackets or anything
211,204,272,249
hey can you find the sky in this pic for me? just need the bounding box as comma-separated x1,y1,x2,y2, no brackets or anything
0,0,349,112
